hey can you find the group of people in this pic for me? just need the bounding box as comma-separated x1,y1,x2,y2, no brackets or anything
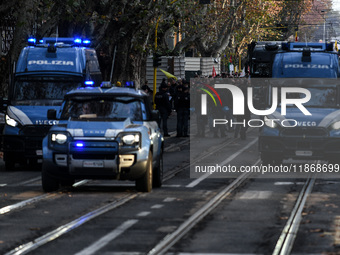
141,78,190,138
141,74,251,140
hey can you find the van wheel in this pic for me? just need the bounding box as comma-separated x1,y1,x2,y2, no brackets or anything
42,167,60,192
4,153,16,171
5,160,15,171
261,153,282,165
153,149,163,188
136,151,153,192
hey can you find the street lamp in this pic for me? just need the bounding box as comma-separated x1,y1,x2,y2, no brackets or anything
321,10,327,42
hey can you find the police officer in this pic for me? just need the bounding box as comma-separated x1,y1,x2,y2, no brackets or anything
155,83,172,137
175,85,190,137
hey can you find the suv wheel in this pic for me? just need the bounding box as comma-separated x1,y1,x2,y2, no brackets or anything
153,149,163,188
136,151,153,192
4,153,16,171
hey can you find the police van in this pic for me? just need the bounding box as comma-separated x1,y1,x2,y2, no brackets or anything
252,42,340,164
0,37,102,170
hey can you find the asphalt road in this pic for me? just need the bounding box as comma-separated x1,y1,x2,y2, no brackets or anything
1,113,340,255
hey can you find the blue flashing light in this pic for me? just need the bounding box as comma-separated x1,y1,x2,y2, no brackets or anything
74,38,82,44
76,142,84,148
39,39,44,44
28,37,36,46
83,39,91,45
85,80,95,86
124,81,135,88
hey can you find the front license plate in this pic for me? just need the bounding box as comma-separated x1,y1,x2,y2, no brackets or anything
83,161,104,168
295,150,313,157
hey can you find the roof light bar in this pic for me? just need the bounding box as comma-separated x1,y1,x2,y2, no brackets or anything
84,80,95,86
28,37,36,46
82,39,91,45
74,38,82,44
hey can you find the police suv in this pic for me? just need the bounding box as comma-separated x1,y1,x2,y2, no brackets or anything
41,83,163,192
0,37,102,170
253,42,340,164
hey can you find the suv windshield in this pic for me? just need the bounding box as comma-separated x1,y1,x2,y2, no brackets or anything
61,97,144,121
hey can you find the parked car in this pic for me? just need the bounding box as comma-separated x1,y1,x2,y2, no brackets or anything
42,83,163,192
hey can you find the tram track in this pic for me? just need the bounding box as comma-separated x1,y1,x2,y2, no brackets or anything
4,193,138,255
2,132,325,254
146,174,319,255
1,128,263,254
0,128,257,217
273,174,316,255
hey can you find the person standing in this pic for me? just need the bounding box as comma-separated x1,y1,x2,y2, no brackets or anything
175,85,190,137
155,83,172,137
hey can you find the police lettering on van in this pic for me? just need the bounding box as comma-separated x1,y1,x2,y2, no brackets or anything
28,60,74,66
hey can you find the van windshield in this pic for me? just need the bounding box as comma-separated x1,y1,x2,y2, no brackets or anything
12,77,82,105
278,86,338,108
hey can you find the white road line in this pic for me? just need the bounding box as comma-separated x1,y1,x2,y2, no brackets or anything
137,211,151,217
163,197,176,202
13,177,42,186
0,184,7,187
186,138,258,188
74,219,138,255
151,204,164,209
239,191,272,200
5,194,137,255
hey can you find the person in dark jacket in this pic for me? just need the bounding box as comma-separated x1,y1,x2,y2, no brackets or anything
174,85,190,137
155,83,172,136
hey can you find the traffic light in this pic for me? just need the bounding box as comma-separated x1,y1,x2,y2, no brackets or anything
153,53,161,67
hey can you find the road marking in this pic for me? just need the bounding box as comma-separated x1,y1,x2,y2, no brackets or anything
13,177,41,186
239,191,272,200
163,197,176,202
167,253,262,255
74,219,138,255
186,138,258,188
274,182,305,186
137,211,151,217
162,184,181,188
151,204,164,209
4,194,137,255
0,184,7,187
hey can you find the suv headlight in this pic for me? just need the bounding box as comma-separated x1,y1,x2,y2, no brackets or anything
122,134,140,145
264,116,278,129
49,132,70,150
51,133,68,144
331,121,340,130
118,132,141,148
6,115,19,127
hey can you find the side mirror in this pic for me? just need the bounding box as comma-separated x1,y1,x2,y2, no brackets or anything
151,110,159,121
47,109,57,120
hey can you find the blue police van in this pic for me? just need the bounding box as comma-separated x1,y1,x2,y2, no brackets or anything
0,37,102,170
254,42,340,164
